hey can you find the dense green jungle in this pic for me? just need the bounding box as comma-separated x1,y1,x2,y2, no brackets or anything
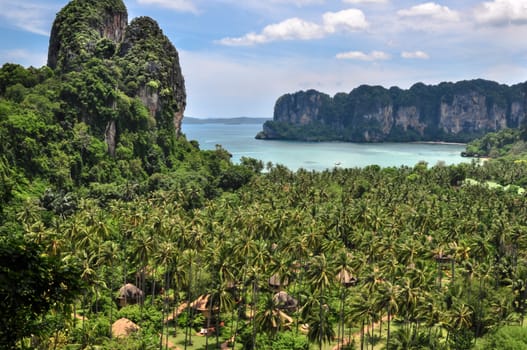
4,60,527,350
4,0,527,348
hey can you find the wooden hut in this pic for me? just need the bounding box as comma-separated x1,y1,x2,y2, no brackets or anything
117,283,144,307
273,291,298,311
336,268,357,287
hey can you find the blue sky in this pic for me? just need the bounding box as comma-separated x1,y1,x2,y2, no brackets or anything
1,0,527,118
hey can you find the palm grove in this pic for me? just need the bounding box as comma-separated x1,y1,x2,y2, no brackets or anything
3,0,527,349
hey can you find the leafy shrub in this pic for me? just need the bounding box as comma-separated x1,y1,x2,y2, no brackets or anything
474,325,527,350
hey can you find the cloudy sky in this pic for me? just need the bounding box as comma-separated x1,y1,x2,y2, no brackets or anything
1,0,527,118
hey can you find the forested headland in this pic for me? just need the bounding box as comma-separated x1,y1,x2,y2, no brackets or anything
3,0,527,349
256,82,527,143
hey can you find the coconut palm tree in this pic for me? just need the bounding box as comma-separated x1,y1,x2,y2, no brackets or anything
349,292,373,350
209,279,235,349
98,240,120,337
304,254,336,350
181,248,197,349
131,229,154,306
334,249,355,348
444,302,473,344
254,292,290,338
154,239,176,350
378,280,400,349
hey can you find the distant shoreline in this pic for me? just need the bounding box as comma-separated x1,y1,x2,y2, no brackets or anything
411,141,467,146
183,116,271,125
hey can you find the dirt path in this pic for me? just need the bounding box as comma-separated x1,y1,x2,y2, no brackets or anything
165,339,182,350
219,336,235,349
164,302,189,323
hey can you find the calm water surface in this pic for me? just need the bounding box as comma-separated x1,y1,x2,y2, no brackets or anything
182,122,470,171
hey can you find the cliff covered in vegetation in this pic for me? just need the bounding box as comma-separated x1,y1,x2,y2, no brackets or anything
0,0,261,203
47,0,186,155
257,80,527,142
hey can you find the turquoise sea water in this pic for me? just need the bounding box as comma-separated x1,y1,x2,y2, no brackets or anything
182,122,470,171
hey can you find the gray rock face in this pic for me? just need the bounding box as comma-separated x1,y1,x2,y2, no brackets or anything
259,80,527,142
273,90,330,125
118,16,186,135
439,93,508,134
395,106,426,134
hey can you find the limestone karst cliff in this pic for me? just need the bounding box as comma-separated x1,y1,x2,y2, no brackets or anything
47,0,128,72
47,0,186,155
118,16,186,136
257,80,527,142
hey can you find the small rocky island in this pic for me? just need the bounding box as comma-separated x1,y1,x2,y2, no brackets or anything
256,80,527,143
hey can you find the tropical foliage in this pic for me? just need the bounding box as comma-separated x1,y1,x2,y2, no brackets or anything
3,1,527,348
3,102,527,349
464,128,527,158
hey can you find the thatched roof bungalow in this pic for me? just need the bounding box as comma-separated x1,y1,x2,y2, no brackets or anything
273,291,298,310
268,273,289,290
117,283,144,307
112,318,140,338
336,268,357,287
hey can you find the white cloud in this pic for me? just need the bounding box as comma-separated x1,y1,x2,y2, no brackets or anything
336,50,390,61
474,0,527,26
323,9,369,33
218,18,324,46
262,18,325,40
218,9,368,46
136,0,198,13
397,2,460,22
401,51,430,59
0,1,55,36
343,0,388,4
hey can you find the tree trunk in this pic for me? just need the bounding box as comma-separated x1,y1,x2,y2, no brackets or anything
173,287,178,337
251,277,259,350
371,318,374,350
185,256,194,349
82,292,87,347
160,271,168,350
109,264,114,338
360,320,365,350
338,288,345,349
205,293,213,349
451,260,455,284
386,309,391,350
152,269,156,306
215,302,220,349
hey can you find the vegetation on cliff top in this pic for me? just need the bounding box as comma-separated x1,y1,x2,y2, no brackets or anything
464,128,527,159
48,0,127,71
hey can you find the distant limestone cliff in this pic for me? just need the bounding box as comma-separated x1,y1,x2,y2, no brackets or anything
47,0,186,154
256,80,527,143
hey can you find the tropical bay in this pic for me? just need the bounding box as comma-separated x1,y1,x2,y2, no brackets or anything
183,120,469,171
